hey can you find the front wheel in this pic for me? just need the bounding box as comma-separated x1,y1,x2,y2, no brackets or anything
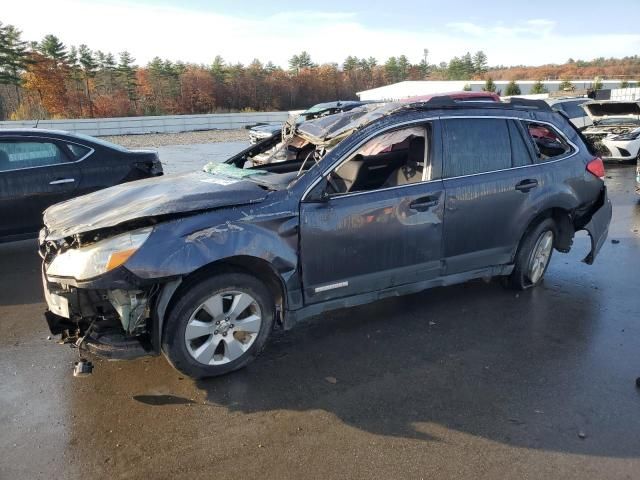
508,218,556,290
162,272,274,378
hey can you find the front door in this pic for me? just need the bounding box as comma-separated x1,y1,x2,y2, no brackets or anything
299,123,444,304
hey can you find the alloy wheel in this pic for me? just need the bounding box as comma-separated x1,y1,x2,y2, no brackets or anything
184,290,262,365
527,230,554,284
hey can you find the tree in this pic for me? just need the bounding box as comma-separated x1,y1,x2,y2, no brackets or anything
39,34,67,67
118,50,138,112
482,77,496,92
462,83,471,91
473,50,488,75
78,44,97,116
504,80,521,96
384,56,400,83
619,80,629,88
558,79,574,91
289,51,314,74
530,80,548,94
397,55,410,81
0,23,30,103
593,77,603,90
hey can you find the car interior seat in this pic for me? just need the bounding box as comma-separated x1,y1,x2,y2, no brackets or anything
384,137,425,187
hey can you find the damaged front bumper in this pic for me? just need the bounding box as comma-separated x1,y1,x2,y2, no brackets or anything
42,265,162,360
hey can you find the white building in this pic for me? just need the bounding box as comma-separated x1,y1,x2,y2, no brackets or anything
356,80,627,101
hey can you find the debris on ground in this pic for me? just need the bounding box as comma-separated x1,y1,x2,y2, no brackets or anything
611,239,620,244
578,431,587,439
325,376,338,384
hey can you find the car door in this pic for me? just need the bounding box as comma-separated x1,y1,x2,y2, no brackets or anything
440,117,541,274
299,122,445,305
0,138,82,239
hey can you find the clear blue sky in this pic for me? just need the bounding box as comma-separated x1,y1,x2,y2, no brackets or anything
5,0,640,67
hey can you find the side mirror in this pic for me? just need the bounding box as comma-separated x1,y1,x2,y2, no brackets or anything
305,177,331,203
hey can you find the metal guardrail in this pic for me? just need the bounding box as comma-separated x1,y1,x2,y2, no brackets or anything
0,112,291,136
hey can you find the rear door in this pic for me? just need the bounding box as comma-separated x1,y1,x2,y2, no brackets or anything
441,117,541,274
0,138,82,238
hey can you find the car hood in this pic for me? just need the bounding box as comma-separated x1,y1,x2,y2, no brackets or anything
43,170,270,240
582,102,640,120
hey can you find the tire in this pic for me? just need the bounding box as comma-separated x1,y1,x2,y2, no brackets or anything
508,218,557,290
162,272,274,378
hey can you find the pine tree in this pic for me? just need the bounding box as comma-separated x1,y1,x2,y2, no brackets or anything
504,80,521,96
39,34,67,67
78,44,97,116
558,79,574,91
482,77,496,92
118,50,138,111
0,23,30,103
473,51,488,74
530,80,548,94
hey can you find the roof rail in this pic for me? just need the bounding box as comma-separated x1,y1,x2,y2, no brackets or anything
405,95,553,112
505,97,553,112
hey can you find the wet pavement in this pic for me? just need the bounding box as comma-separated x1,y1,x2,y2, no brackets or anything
1,156,639,479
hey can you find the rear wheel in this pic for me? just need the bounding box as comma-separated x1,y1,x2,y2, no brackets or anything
162,272,274,378
509,218,556,290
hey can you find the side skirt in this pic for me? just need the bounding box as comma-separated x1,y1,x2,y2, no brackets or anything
283,264,514,329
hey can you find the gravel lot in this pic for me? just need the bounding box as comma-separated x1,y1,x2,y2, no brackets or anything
101,128,249,148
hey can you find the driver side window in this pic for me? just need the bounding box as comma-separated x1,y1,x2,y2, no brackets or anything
327,125,430,196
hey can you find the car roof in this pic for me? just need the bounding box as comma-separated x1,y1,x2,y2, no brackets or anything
402,91,500,103
0,127,74,136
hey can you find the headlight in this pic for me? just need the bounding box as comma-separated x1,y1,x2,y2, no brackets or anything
46,227,153,280
612,130,640,141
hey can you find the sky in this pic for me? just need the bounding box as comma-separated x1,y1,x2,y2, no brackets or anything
4,0,640,68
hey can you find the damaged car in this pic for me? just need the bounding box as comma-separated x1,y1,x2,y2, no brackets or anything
40,96,612,378
581,101,640,162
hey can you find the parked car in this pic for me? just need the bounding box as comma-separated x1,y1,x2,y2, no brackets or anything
0,129,163,242
581,101,640,162
248,100,369,143
546,97,593,129
40,97,611,378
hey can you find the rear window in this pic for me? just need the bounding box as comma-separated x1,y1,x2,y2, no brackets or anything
523,122,573,161
66,143,91,160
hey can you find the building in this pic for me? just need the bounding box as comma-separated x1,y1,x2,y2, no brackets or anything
356,80,626,101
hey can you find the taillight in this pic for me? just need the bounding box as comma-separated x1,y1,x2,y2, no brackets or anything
586,157,605,179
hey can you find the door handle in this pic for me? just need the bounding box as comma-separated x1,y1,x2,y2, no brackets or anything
49,178,75,185
515,179,538,192
409,196,438,211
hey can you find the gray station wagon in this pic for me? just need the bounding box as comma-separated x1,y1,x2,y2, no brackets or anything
40,97,612,378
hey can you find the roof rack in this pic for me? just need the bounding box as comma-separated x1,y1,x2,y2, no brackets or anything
405,95,553,112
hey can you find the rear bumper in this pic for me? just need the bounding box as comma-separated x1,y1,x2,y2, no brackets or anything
582,187,612,265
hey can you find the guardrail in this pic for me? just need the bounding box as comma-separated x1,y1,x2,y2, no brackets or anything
0,111,291,136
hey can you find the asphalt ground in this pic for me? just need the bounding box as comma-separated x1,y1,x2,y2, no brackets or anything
1,143,639,480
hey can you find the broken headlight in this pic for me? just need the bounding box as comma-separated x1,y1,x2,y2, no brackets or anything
46,227,153,280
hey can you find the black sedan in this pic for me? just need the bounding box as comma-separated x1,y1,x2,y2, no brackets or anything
0,128,163,242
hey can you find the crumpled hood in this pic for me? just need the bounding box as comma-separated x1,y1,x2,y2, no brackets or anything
43,170,269,240
583,101,640,120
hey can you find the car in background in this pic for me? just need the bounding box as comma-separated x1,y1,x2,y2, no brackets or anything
546,97,593,129
0,129,163,242
40,96,611,378
402,91,500,103
580,101,640,163
248,100,370,143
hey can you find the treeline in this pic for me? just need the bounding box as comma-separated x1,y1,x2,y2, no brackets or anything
2,19,640,120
